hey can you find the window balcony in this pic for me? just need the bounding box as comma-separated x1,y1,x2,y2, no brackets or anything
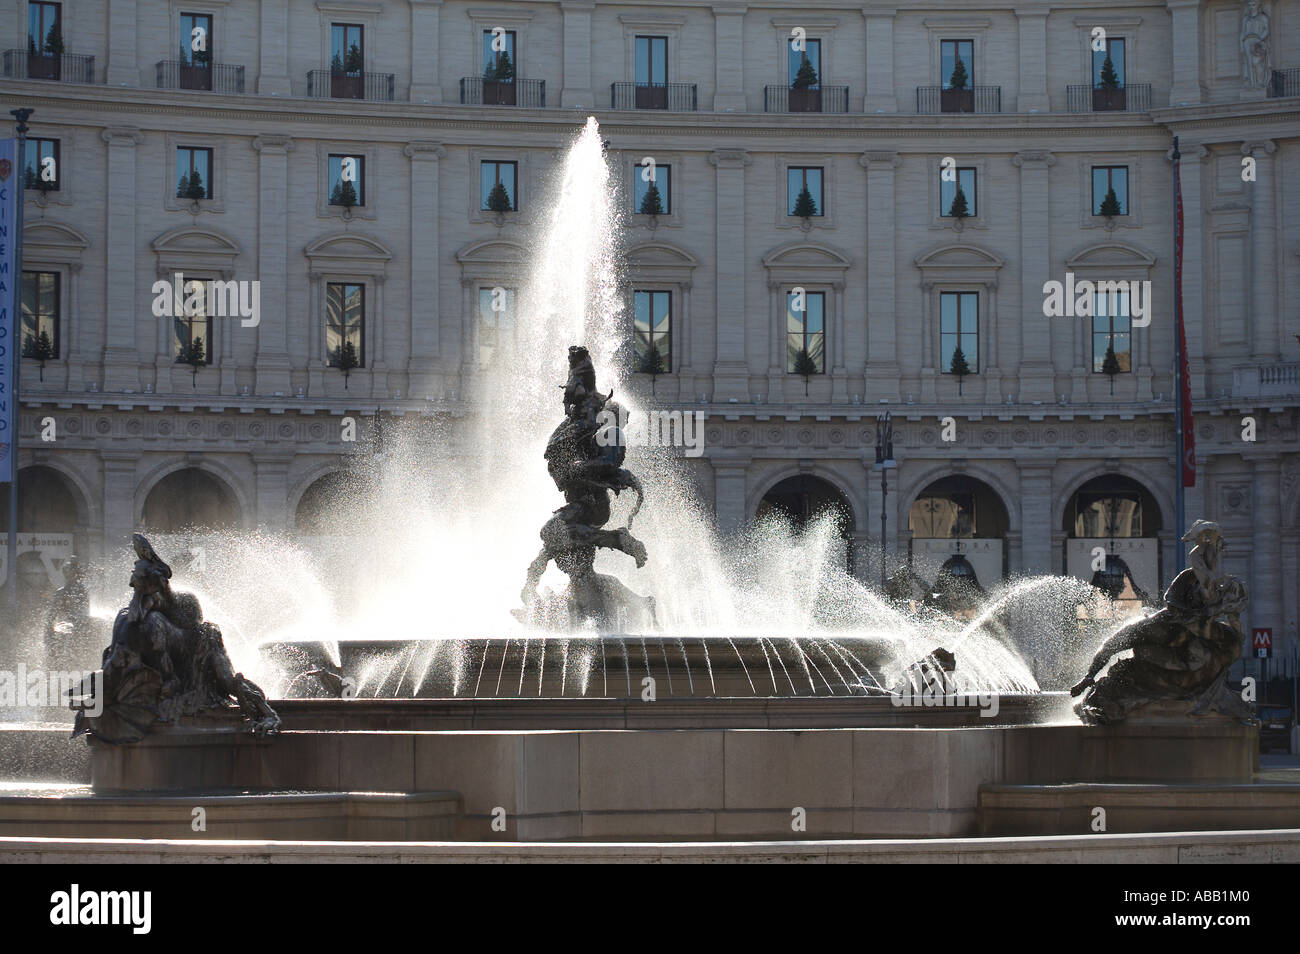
459,76,546,108
1269,68,1300,98
1232,362,1300,399
1066,83,1151,112
916,86,1002,114
156,60,245,94
610,82,697,111
307,68,394,101
2,50,95,83
764,85,849,113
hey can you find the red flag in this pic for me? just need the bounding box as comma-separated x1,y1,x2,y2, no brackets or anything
1173,147,1195,488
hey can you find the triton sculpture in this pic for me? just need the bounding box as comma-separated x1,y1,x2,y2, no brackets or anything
71,533,281,743
516,345,657,631
1070,520,1252,724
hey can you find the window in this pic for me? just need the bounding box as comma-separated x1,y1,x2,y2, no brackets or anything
172,278,213,366
176,146,213,199
331,23,364,74
1091,166,1128,215
910,492,975,538
1092,288,1132,374
483,29,516,78
178,12,213,89
480,160,517,211
940,167,976,217
635,36,667,86
325,282,365,368
940,292,978,375
1074,492,1141,538
787,167,823,217
633,164,671,214
22,137,59,191
328,154,365,207
478,286,516,368
788,38,820,88
27,1,61,79
941,39,974,87
1092,37,1125,87
786,290,825,373
633,290,671,374
21,271,59,360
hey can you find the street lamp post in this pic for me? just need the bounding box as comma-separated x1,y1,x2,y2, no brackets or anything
874,411,895,592
5,108,33,616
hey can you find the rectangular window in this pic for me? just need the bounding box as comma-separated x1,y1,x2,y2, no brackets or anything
478,286,516,369
179,12,212,67
1093,37,1125,87
940,291,978,374
21,270,60,360
483,29,516,77
788,38,820,88
325,282,365,368
480,160,518,211
941,39,974,87
175,146,213,199
331,23,364,74
328,154,365,207
940,167,976,217
28,2,60,54
1092,289,1132,373
633,164,671,214
1091,166,1128,215
787,167,823,216
635,35,668,86
786,290,825,373
22,137,59,191
172,277,213,365
633,290,671,374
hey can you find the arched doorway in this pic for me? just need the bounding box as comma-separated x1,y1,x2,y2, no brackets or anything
0,465,86,628
907,475,1009,594
755,474,855,572
142,468,239,532
295,470,370,535
1062,474,1162,608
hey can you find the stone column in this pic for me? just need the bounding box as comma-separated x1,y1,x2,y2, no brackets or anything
1251,455,1282,640
830,280,847,402
1243,140,1279,360
560,1,595,108
369,277,387,398
101,127,143,392
1014,12,1049,112
409,0,443,103
105,0,139,86
100,452,138,580
712,4,748,111
713,462,749,534
710,149,751,401
863,10,897,113
1012,150,1056,402
983,279,1001,402
860,151,901,402
1166,0,1206,105
307,272,325,395
64,263,84,390
257,0,292,95
252,136,294,395
1179,144,1210,397
252,451,293,530
1018,465,1054,575
406,143,446,399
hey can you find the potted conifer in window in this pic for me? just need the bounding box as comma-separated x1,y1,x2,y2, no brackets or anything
334,339,359,388
1097,184,1122,228
486,179,513,224
23,329,55,382
639,341,667,393
947,183,970,229
484,48,516,105
948,343,972,395
30,17,62,80
792,346,818,396
179,170,207,212
942,56,973,113
792,182,818,229
1093,52,1124,111
333,41,364,99
330,177,359,220
639,180,664,225
789,56,821,112
177,335,205,387
1101,343,1122,395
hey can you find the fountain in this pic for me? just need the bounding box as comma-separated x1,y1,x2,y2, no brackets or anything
0,118,1275,851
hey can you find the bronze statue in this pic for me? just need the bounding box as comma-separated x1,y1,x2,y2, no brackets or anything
70,534,280,743
1070,520,1252,724
516,346,657,630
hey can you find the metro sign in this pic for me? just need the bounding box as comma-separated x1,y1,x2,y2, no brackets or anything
1252,628,1272,659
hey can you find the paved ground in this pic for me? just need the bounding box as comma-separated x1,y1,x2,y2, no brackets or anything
1258,753,1300,782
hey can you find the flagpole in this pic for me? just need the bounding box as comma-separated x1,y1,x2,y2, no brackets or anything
6,108,32,616
1172,135,1186,572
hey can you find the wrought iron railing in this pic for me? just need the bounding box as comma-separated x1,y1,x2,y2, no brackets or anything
2,49,95,83
459,76,546,108
156,60,245,93
307,69,395,101
1269,68,1300,98
763,85,849,113
916,85,1002,114
609,82,698,111
1066,83,1151,112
